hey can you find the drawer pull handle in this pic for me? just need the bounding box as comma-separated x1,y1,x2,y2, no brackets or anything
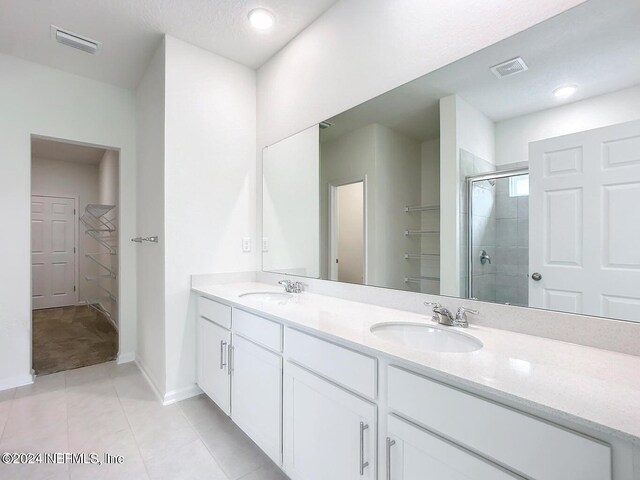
228,344,234,376
360,422,369,476
219,341,227,369
386,437,396,480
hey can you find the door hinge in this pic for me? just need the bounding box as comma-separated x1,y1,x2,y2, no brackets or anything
74,247,76,253
74,285,76,292
74,209,76,215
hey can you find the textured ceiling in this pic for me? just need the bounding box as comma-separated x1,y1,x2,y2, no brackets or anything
0,0,338,89
321,0,640,143
31,137,107,165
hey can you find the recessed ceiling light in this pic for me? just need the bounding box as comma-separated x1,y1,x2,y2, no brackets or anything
553,85,578,99
248,8,274,30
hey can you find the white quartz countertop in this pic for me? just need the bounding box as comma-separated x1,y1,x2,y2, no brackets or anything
193,282,640,444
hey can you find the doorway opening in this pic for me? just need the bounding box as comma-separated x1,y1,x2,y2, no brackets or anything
329,180,366,284
31,136,119,375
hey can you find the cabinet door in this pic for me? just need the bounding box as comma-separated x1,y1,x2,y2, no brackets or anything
231,335,282,465
283,361,376,480
197,317,231,415
386,415,519,480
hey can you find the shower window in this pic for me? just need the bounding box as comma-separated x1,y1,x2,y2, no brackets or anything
509,174,529,197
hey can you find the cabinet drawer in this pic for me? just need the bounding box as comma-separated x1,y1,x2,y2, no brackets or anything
286,328,377,399
387,366,611,480
233,309,282,352
198,296,231,329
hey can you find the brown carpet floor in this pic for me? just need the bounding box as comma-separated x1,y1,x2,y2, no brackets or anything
32,305,118,376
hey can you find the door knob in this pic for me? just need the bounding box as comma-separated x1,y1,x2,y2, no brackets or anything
531,272,542,281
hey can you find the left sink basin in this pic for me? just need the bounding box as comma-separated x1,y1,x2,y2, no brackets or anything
238,291,293,301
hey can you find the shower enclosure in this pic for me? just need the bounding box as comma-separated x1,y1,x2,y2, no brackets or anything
467,168,529,306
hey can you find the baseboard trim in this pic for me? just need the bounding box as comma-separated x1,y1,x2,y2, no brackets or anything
134,358,165,405
0,372,34,392
117,352,135,364
162,383,203,406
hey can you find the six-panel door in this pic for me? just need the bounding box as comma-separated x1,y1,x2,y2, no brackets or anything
283,361,376,480
197,316,231,415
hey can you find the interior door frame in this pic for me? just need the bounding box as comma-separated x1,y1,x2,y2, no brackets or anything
328,175,368,284
30,133,123,372
31,192,80,308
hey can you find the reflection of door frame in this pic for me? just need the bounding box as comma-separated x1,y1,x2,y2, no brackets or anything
31,192,80,308
328,176,368,283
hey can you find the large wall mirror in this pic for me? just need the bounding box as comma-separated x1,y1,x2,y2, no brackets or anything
262,0,640,323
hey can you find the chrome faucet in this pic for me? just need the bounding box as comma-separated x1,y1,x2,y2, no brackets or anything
424,302,479,328
424,302,455,326
454,307,478,328
278,279,304,293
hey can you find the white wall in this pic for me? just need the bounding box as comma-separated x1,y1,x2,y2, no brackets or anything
495,84,640,165
420,138,441,293
0,53,137,390
440,95,495,296
98,150,119,324
135,40,167,394
31,157,100,303
263,125,320,277
374,125,422,290
163,36,256,398
257,0,585,149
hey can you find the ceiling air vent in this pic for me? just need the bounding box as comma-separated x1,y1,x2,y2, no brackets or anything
490,57,528,79
50,25,102,54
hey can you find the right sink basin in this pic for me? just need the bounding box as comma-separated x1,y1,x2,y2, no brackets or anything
370,321,483,353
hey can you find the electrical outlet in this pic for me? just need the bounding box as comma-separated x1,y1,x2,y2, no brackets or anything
262,237,269,252
242,237,251,252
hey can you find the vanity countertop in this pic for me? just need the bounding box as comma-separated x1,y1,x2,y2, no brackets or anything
193,281,640,444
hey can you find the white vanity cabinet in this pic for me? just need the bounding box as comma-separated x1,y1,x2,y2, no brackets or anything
283,361,377,480
386,414,519,480
197,315,231,414
231,334,283,464
197,296,284,465
386,366,612,480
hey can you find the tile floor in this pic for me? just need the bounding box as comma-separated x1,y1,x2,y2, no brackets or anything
0,362,289,480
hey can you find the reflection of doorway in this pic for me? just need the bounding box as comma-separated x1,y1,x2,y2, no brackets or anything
329,180,365,284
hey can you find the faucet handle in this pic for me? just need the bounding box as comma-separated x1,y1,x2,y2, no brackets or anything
292,281,305,293
454,307,478,328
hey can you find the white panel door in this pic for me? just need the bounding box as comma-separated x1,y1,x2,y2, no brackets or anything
231,335,282,465
31,195,76,309
197,317,231,415
529,120,640,321
386,415,519,480
283,361,376,480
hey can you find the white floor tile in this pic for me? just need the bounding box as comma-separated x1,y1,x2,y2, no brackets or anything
0,361,293,480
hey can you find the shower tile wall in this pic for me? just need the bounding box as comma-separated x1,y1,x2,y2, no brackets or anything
460,149,496,299
495,179,529,306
